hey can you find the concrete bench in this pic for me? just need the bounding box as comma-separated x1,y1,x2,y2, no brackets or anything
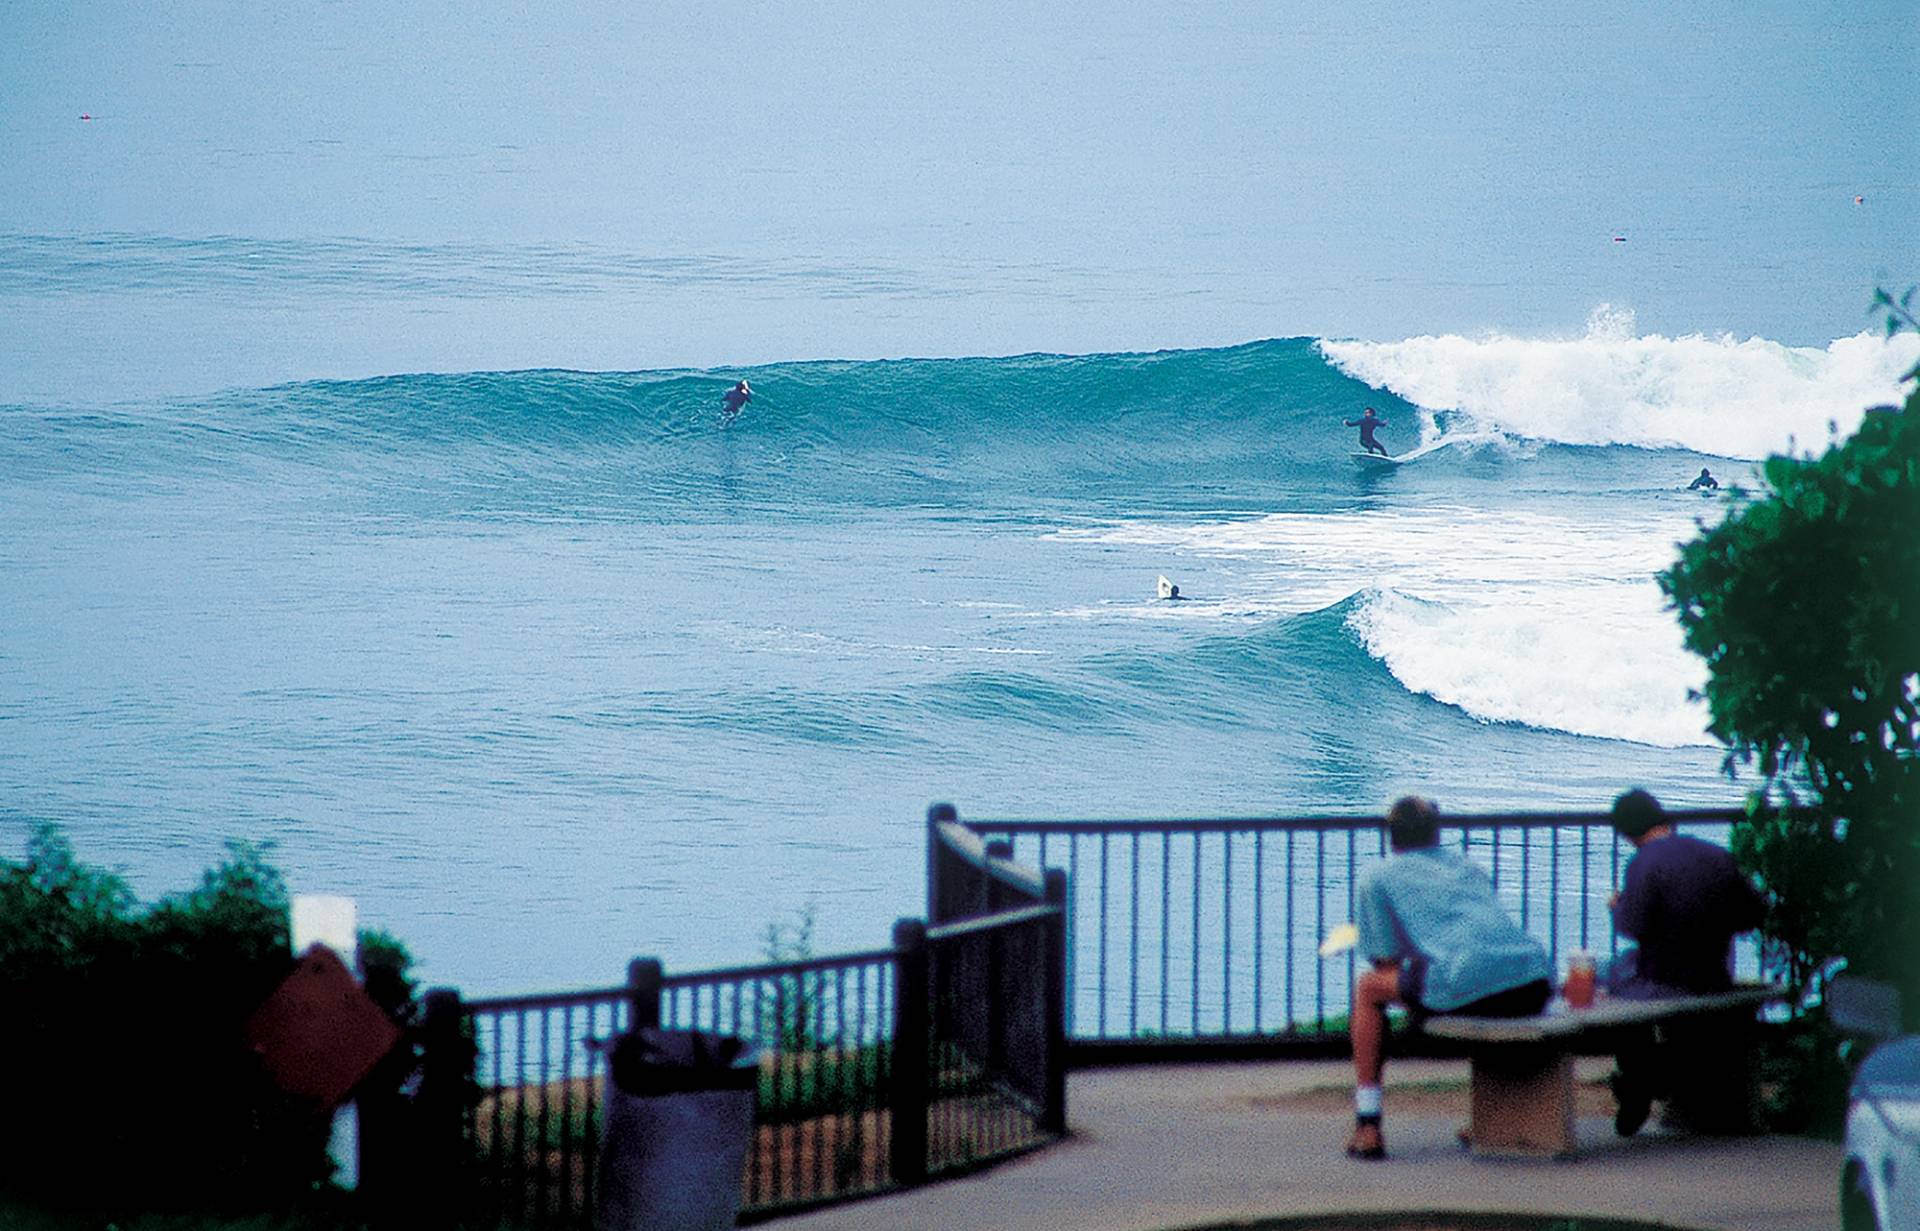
1421,982,1783,1158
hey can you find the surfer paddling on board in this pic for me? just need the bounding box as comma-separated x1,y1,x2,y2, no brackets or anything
721,379,753,421
1344,407,1389,457
1687,467,1718,491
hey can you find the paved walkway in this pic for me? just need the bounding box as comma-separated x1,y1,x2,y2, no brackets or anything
782,1058,1839,1231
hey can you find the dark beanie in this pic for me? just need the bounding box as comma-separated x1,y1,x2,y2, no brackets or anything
1387,796,1441,850
1610,788,1665,838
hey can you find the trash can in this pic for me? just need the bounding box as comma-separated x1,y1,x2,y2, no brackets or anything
595,1028,759,1231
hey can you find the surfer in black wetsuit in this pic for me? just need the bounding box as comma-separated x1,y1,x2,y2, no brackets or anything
722,379,753,419
1344,407,1389,457
1687,467,1718,491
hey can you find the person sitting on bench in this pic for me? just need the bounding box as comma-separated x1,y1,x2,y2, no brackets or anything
1605,788,1767,1135
1346,796,1553,1160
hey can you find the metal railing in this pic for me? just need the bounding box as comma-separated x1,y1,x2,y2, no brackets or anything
956,807,1751,1053
436,812,1068,1228
460,983,627,1229
403,803,1754,1224
910,808,1068,1180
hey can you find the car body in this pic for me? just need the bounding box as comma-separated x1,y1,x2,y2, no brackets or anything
1842,1036,1920,1231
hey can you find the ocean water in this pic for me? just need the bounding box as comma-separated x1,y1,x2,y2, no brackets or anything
6,250,1915,994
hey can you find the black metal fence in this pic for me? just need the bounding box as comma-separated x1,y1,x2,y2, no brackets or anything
912,806,1068,1179
429,810,1068,1228
957,807,1753,1054
404,802,1754,1225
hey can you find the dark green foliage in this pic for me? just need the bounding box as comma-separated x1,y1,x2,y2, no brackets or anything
0,826,419,1217
1753,1017,1853,1138
358,927,421,1030
1659,300,1920,1044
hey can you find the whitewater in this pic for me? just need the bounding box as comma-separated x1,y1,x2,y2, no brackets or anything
3,312,1914,996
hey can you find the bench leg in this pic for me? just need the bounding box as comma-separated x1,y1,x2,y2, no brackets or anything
1467,1044,1576,1158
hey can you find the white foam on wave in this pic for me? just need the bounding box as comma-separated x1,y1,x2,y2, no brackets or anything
1052,501,1714,747
1346,587,1709,748
1319,307,1920,461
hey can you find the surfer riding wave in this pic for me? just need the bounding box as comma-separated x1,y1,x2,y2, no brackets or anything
722,379,753,420
1345,406,1389,457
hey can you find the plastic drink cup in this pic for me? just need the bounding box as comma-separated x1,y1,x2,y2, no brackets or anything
1565,951,1597,1008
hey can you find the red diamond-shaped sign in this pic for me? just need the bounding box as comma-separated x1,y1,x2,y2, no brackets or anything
244,943,403,1109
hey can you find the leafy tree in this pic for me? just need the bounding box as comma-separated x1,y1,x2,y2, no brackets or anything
0,826,420,1216
1658,290,1920,1031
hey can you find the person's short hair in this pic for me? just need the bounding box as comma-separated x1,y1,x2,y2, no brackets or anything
1386,796,1441,850
1610,788,1666,839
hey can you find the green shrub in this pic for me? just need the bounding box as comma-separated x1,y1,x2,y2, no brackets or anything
1659,288,1920,1122
0,825,417,1216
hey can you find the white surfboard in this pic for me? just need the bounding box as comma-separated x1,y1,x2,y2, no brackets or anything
1351,451,1402,465
1353,435,1467,465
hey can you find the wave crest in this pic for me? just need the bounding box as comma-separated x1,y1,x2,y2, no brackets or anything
1344,587,1712,748
1318,307,1920,460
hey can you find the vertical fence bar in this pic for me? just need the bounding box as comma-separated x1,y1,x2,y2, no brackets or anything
512,1008,528,1223
1284,832,1296,1031
1580,824,1591,950
1190,830,1202,1035
559,1002,576,1226
1520,826,1532,930
487,1010,504,1214
927,803,954,923
1550,824,1562,969
1068,836,1080,1037
420,988,471,1230
1345,828,1358,1016
583,1003,602,1218
1222,830,1233,1033
535,1007,552,1226
1254,830,1265,1034
1315,831,1326,1030
1160,830,1171,1035
1097,833,1109,1037
628,958,663,1031
1129,833,1140,1037
890,919,930,1186
1610,831,1623,957
776,976,792,1198
1043,869,1069,1135
813,968,828,1200
853,962,868,1190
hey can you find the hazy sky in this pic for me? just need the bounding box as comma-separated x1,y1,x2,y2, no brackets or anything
2,1,1914,392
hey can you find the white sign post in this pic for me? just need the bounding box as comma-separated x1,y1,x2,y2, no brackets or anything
290,894,360,1190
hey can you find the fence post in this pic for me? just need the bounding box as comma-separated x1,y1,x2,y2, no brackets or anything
984,837,1013,913
628,957,664,1030
980,837,1014,1076
890,917,930,1185
927,802,956,924
1042,869,1069,1135
417,987,473,1228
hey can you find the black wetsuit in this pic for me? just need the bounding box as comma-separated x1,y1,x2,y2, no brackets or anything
722,388,751,416
1688,472,1717,490
1345,416,1388,456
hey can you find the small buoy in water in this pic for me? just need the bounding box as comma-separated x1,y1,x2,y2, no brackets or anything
1855,195,1865,205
